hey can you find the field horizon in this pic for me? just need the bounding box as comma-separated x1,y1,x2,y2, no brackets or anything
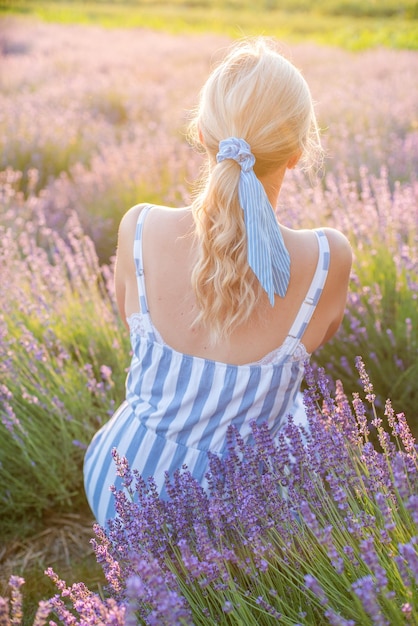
1,0,418,50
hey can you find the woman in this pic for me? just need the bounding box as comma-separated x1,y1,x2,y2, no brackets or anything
84,37,352,527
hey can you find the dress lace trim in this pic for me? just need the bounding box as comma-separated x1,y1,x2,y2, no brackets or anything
127,312,309,365
127,311,149,337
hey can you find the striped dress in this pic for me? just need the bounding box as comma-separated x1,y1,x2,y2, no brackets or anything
84,206,330,526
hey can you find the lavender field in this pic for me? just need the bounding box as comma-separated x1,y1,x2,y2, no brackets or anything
1,16,418,624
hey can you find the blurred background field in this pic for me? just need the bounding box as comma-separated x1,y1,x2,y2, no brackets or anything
0,0,417,619
2,0,418,49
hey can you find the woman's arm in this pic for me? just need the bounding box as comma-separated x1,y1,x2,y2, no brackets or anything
320,227,353,346
114,204,147,329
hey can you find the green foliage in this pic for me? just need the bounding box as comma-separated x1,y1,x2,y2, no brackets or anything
0,195,130,529
0,136,93,196
315,240,418,430
0,517,105,626
2,0,418,50
5,0,418,19
70,159,192,263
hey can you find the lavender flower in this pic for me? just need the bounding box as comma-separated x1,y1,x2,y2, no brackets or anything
255,595,282,619
359,537,388,591
1,361,418,623
397,539,418,583
33,600,54,626
356,356,376,404
124,558,192,626
304,574,329,606
0,598,10,626
352,576,389,626
45,568,126,625
73,362,417,623
9,575,24,625
324,608,356,626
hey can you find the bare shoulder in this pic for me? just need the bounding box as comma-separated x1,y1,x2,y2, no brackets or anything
118,203,148,237
321,227,353,269
320,227,353,317
114,204,150,324
116,204,151,278
285,226,352,270
119,204,190,234
117,202,156,257
306,227,353,346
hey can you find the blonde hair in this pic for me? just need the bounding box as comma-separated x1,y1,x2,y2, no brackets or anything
188,37,323,342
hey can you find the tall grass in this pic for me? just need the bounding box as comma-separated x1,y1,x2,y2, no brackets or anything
0,169,130,533
281,167,418,424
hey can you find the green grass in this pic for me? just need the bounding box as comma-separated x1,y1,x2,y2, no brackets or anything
0,507,105,626
316,241,418,424
2,0,418,49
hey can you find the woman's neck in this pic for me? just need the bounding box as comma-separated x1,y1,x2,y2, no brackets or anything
259,164,287,210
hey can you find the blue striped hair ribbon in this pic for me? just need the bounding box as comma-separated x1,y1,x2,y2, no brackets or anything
216,137,290,304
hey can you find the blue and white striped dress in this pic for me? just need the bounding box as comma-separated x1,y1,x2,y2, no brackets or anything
84,206,330,526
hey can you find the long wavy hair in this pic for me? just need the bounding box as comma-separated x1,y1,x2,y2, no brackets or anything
188,37,323,343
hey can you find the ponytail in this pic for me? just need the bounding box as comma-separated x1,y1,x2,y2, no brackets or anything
188,37,323,342
191,158,263,342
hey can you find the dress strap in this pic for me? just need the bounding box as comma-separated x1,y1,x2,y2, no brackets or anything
133,204,155,340
285,229,330,356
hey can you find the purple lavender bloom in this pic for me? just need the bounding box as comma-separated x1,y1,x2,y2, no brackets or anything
352,392,369,438
77,360,418,623
324,608,356,626
391,451,414,500
222,600,234,613
7,575,25,625
402,603,413,621
255,595,282,619
45,568,126,625
352,575,389,626
375,491,396,532
33,600,53,626
0,597,10,624
304,574,329,606
125,559,192,626
398,539,418,583
359,537,388,591
407,495,418,524
360,442,392,493
392,412,416,456
355,356,376,404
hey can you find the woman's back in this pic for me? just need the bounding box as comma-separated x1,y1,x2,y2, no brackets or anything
116,203,351,365
85,203,347,525
84,36,352,526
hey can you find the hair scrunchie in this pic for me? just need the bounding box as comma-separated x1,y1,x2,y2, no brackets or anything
216,137,290,304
